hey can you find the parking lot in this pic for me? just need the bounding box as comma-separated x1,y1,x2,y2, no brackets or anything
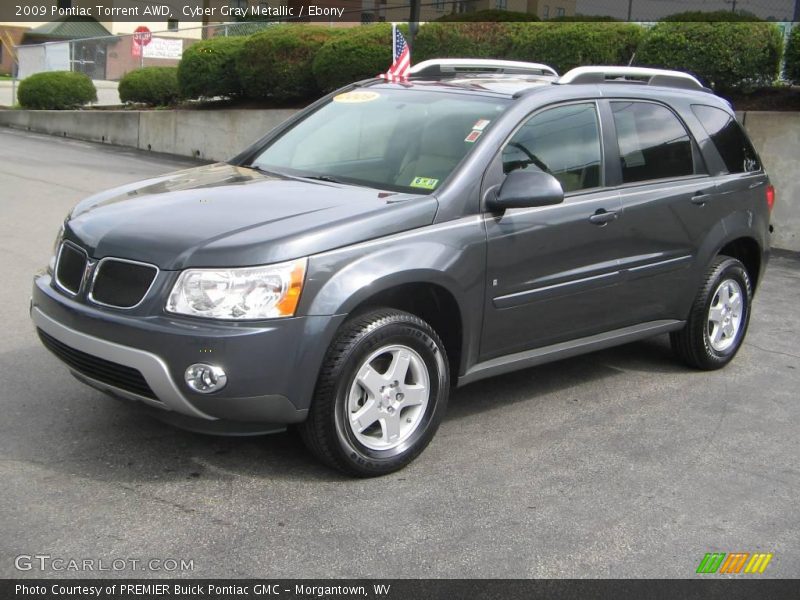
1,127,798,578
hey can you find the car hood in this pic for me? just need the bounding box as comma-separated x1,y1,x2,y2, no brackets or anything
65,163,438,269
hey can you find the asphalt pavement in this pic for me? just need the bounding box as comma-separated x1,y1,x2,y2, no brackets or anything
1,127,798,579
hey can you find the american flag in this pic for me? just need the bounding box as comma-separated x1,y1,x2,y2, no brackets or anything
382,25,411,82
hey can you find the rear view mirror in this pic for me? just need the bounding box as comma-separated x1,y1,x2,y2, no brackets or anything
487,168,564,211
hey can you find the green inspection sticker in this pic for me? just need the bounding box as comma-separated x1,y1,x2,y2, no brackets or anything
410,177,439,190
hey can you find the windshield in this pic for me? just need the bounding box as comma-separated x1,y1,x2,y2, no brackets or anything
250,88,510,194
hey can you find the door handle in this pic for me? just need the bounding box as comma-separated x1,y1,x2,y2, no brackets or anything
589,209,618,225
691,191,710,205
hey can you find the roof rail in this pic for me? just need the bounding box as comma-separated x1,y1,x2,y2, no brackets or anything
559,66,707,91
410,59,558,79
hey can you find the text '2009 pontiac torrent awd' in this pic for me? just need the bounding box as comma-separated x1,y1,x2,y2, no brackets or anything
32,61,773,476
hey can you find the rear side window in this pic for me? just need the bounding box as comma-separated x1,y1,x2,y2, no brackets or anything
611,101,697,184
691,104,761,174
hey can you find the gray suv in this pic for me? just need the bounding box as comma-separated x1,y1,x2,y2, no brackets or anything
32,61,773,476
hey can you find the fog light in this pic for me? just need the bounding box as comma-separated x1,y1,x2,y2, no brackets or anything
185,364,227,394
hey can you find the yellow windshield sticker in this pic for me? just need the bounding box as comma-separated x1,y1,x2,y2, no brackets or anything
333,91,380,103
410,177,439,190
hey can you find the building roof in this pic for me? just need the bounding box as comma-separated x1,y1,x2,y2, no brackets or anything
25,17,111,41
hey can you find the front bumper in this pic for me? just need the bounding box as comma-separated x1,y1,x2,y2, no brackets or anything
32,273,344,427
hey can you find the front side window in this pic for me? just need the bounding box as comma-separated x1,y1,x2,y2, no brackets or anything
691,104,760,174
611,101,698,184
501,103,603,193
252,89,509,194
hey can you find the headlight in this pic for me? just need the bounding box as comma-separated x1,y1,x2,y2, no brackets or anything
166,258,307,320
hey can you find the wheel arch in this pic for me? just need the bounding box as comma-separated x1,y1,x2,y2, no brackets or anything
717,236,763,291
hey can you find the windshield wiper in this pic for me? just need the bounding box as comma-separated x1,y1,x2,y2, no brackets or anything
300,174,348,184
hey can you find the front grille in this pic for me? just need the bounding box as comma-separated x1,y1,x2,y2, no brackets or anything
55,243,87,295
90,259,158,308
37,329,156,400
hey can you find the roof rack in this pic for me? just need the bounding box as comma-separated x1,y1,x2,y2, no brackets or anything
559,66,708,91
409,59,559,79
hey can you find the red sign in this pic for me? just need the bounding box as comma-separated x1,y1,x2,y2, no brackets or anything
133,26,152,46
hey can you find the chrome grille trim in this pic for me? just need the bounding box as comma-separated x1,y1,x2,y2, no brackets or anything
87,256,160,310
54,241,89,297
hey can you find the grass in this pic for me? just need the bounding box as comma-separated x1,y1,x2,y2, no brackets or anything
0,74,13,80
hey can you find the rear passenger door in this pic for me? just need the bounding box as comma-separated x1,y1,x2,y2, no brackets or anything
603,99,718,323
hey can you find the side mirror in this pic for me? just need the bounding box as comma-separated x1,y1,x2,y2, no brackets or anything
487,168,564,211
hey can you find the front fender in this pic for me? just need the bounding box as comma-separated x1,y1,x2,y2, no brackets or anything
301,217,488,375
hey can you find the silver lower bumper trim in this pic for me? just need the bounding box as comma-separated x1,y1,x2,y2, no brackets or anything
32,307,215,420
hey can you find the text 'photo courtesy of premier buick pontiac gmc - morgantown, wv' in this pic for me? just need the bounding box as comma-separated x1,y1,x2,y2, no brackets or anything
32,60,774,476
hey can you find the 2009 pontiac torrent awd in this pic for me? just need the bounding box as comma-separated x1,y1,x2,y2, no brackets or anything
32,61,773,476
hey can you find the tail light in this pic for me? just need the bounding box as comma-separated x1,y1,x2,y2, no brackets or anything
766,184,775,212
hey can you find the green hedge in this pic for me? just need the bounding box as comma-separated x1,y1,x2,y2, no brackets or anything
637,21,783,92
785,25,800,84
178,36,247,100
118,67,179,106
413,22,516,63
17,71,96,110
506,23,643,74
237,25,341,101
660,10,762,22
313,23,399,93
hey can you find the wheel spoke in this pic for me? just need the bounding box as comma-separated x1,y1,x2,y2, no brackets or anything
718,284,730,306
723,321,735,339
399,384,427,408
730,293,743,315
356,364,385,399
351,401,381,433
711,323,724,345
381,414,402,443
708,305,724,324
386,349,412,383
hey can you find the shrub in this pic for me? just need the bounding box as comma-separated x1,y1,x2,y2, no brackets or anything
506,23,644,74
547,14,620,22
237,25,341,102
785,25,800,84
660,10,762,22
313,24,399,93
435,9,538,22
17,71,96,110
637,21,783,92
178,36,247,100
118,67,179,106
413,22,516,63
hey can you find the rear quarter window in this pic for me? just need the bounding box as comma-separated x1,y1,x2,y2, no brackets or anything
691,104,761,174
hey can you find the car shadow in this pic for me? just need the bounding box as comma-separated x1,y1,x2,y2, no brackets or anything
3,335,686,485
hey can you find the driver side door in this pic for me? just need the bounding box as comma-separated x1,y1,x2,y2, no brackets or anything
480,101,626,360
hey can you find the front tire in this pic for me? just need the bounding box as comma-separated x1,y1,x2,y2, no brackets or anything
299,309,449,477
670,256,752,370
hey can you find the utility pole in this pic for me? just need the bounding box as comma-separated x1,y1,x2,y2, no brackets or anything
626,0,633,21
793,0,799,23
725,0,738,14
408,0,421,50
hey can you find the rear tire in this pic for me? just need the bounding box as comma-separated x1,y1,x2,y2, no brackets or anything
299,309,449,477
670,256,752,370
